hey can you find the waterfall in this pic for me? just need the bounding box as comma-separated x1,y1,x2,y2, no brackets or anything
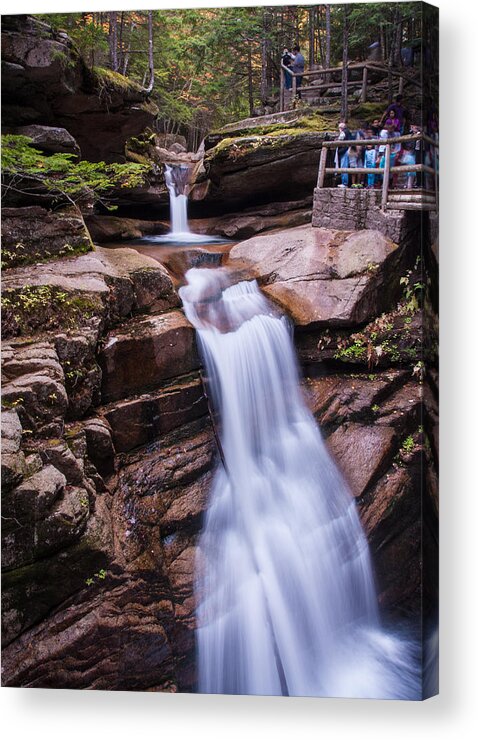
165,164,190,235
180,268,421,700
145,165,226,247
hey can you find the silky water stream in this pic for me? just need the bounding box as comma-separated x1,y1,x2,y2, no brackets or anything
179,268,421,699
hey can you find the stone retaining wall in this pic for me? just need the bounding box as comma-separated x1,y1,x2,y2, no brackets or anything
312,188,425,246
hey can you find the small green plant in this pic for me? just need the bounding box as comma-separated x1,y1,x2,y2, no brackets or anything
85,568,107,587
402,435,415,454
371,404,380,413
399,270,424,315
334,338,366,361
2,135,148,211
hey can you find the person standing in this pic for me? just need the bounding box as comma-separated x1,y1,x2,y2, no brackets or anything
364,143,378,188
281,48,294,90
381,94,409,133
335,121,352,187
410,124,422,187
291,45,305,97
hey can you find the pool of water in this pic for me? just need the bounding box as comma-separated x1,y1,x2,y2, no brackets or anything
105,234,235,283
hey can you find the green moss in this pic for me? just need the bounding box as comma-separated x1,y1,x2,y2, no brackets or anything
2,239,92,270
350,102,385,123
1,285,103,339
92,66,143,94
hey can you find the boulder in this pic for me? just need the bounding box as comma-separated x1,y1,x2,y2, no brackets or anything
54,331,102,419
94,247,179,314
1,464,91,570
155,133,187,151
1,206,92,268
99,311,200,403
15,124,80,156
169,142,187,154
81,418,116,478
227,224,404,328
1,247,179,339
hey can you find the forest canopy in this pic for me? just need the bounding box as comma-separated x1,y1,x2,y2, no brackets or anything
38,4,425,148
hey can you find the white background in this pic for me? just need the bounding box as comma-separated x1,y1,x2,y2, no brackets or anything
1,0,476,737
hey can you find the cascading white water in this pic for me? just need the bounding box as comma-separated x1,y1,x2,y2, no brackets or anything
165,164,190,236
147,165,226,246
180,268,420,700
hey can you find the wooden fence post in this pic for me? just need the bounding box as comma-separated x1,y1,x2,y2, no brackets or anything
292,74,297,103
317,145,328,187
361,65,368,103
381,144,391,210
280,68,284,112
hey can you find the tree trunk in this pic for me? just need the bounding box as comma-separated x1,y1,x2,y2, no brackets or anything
325,4,331,81
380,23,387,62
143,10,155,95
247,43,254,116
387,7,401,100
118,12,125,71
308,6,315,67
260,8,269,102
316,6,324,68
341,6,349,121
122,21,136,76
394,9,403,66
108,12,118,72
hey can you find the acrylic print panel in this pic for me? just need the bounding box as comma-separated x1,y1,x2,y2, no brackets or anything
0,2,438,699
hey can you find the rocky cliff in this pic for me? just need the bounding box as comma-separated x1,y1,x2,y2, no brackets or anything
1,15,158,163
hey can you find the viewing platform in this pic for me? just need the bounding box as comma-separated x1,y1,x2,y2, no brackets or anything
312,133,439,246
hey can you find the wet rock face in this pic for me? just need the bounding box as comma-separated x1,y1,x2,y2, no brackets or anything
303,371,434,616
85,215,169,243
100,376,207,453
1,15,158,163
99,311,200,403
190,132,328,210
0,233,205,686
227,224,406,328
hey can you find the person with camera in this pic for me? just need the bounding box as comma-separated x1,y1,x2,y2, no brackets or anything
281,47,294,90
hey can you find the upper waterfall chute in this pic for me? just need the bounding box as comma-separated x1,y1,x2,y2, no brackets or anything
165,163,191,236
138,164,229,246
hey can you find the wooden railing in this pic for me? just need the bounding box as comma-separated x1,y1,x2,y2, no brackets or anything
316,132,439,212
279,61,419,112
